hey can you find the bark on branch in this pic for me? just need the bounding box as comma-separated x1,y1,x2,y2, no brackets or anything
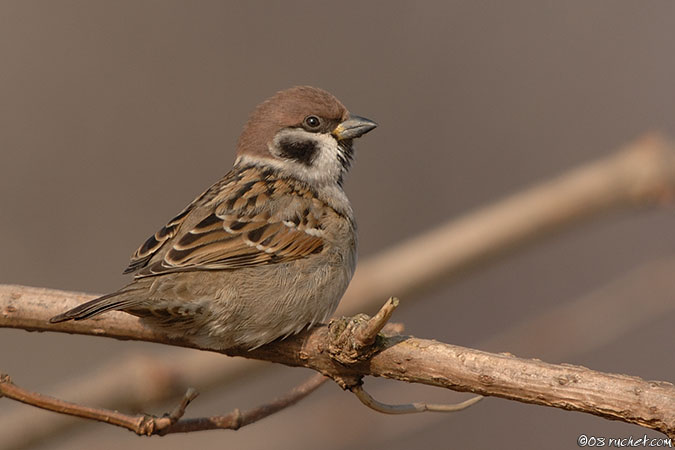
2,284,674,438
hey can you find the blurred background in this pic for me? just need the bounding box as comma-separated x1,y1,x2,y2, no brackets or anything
1,1,674,449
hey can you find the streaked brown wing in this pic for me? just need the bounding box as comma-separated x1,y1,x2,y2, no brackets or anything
136,212,324,276
123,206,193,274
125,166,327,278
123,168,248,274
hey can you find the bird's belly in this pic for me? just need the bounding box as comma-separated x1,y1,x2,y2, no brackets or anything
139,251,355,350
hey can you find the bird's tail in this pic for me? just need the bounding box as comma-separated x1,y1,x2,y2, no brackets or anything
49,285,145,323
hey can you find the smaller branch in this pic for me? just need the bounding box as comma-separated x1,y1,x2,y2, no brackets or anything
327,298,401,372
354,297,399,347
164,388,199,427
0,373,180,435
0,371,328,436
161,373,328,434
351,384,483,414
0,351,262,450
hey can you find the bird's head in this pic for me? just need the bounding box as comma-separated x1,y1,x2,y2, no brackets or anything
236,86,377,187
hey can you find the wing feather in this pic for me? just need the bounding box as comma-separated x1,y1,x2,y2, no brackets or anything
124,166,328,278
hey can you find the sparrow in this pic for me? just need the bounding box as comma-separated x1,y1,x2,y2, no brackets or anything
50,86,377,350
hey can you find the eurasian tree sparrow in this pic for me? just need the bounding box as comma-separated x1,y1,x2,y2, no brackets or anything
50,86,377,350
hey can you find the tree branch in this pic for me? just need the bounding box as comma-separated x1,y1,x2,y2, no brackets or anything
322,258,675,447
0,349,263,449
351,384,483,414
2,285,674,438
0,372,327,435
162,374,327,434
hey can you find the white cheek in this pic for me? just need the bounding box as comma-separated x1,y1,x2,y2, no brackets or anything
307,133,344,181
267,129,345,185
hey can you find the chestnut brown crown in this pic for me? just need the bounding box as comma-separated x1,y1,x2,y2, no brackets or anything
236,86,349,158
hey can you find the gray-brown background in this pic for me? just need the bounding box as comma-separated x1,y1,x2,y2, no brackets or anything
2,1,674,449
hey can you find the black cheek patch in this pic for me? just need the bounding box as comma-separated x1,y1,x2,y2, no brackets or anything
277,137,318,166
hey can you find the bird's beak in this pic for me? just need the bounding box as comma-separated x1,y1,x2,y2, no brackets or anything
332,115,378,141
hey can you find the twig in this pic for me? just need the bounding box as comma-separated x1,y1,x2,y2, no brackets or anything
2,292,674,438
327,298,401,366
353,297,399,347
164,388,199,426
162,373,328,433
351,384,482,414
0,350,262,450
0,374,191,435
0,372,327,435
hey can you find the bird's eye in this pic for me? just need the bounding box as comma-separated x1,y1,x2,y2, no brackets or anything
303,115,321,129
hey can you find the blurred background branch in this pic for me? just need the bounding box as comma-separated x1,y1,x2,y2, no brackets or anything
338,133,675,315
